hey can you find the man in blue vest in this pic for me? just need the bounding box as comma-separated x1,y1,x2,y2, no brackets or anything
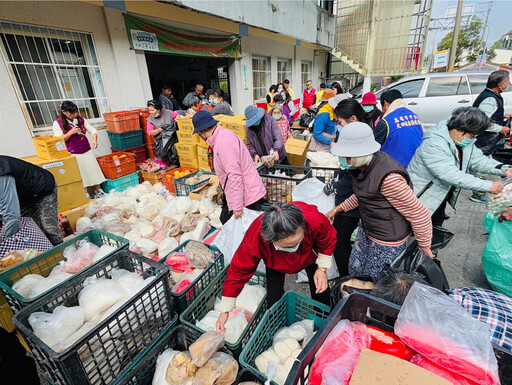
374,89,424,167
470,70,511,203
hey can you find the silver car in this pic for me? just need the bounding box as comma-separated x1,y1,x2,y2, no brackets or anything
373,71,512,128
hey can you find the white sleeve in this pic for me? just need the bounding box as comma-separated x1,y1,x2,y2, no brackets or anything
52,121,64,137
479,97,503,133
83,118,98,135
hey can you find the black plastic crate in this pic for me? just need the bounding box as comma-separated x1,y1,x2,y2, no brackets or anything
258,164,312,205
235,368,267,384
286,293,512,385
13,249,175,385
114,324,232,385
304,160,338,184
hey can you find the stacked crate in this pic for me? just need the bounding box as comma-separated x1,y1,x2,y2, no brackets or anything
97,152,138,192
104,111,146,164
219,114,248,146
175,117,201,168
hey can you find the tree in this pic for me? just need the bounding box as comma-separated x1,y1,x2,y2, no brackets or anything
437,16,496,65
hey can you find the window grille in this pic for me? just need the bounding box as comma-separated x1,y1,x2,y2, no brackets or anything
301,61,312,90
252,55,271,101
0,21,108,136
277,57,292,84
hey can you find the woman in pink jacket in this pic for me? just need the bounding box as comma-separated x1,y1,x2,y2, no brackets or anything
192,111,266,224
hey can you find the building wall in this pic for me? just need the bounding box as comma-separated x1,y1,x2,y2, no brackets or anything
0,1,327,157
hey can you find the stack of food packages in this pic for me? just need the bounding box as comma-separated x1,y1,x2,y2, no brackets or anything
75,181,222,290
175,118,202,169
486,178,512,216
152,332,238,385
262,173,307,204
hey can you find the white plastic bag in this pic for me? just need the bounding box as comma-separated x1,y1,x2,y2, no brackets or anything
28,305,85,349
212,208,262,265
292,178,334,215
29,273,73,299
395,282,500,385
78,278,126,321
236,284,266,315
12,274,45,298
93,245,116,263
224,310,248,344
196,309,221,333
199,197,215,216
158,237,179,258
111,269,144,297
152,348,179,385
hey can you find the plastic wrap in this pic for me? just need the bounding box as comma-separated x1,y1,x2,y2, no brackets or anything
181,212,199,233
176,196,192,214
103,222,132,234
236,284,266,315
394,282,500,385
93,245,116,263
78,278,126,321
152,348,179,385
185,241,214,269
486,178,512,215
111,269,144,297
166,253,192,272
189,332,225,367
152,181,166,194
139,205,160,221
137,183,153,194
163,217,181,237
410,355,478,385
84,203,101,218
196,310,221,333
273,319,314,344
28,305,85,349
124,228,141,243
165,351,197,385
135,238,159,256
306,151,339,167
158,237,179,258
29,273,73,299
172,270,199,294
224,311,248,344
193,352,238,385
161,200,178,217
12,274,45,298
309,320,371,385
199,198,215,217
76,217,93,234
190,200,200,214
190,219,212,242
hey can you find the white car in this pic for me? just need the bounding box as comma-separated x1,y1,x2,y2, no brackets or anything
372,71,512,128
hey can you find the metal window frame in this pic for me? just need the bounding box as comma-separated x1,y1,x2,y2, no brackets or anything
0,20,108,136
252,54,271,101
300,60,312,90
277,57,292,84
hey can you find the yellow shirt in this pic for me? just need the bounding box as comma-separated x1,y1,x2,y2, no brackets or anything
315,90,325,104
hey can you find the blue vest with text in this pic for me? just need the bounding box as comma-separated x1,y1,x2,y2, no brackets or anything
380,107,423,167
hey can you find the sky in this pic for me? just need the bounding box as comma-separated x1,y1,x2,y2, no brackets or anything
426,0,512,56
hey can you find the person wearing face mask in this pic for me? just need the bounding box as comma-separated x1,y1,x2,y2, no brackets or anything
208,89,234,116
245,105,289,166
146,99,179,137
276,82,285,95
192,111,266,224
273,94,292,122
280,90,296,120
267,85,277,112
309,93,348,152
322,99,378,275
326,122,434,281
407,107,512,227
360,92,382,127
270,104,292,144
215,202,336,333
185,96,202,117
470,70,512,203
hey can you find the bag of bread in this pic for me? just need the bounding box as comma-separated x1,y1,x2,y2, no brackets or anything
165,351,198,385
185,241,214,269
193,352,238,385
189,332,225,367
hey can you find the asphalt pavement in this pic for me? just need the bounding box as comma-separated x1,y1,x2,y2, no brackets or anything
285,187,493,296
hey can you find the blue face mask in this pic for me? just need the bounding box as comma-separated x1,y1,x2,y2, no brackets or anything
339,157,355,170
273,114,282,121
277,88,284,93
455,136,476,147
253,118,261,127
336,124,343,133
212,99,219,105
273,241,301,253
362,105,374,113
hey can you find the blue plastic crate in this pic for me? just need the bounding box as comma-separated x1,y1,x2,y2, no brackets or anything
102,171,140,192
107,130,143,150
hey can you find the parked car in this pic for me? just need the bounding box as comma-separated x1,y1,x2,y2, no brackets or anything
366,71,512,128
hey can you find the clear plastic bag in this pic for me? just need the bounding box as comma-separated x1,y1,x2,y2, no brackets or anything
28,305,85,349
199,197,215,217
165,351,197,385
309,320,371,385
197,310,221,333
224,310,248,344
185,241,214,269
152,348,179,385
12,274,45,298
78,278,126,321
193,352,238,385
486,177,512,216
189,332,225,367
394,282,500,385
236,284,266,315
93,244,116,263
29,273,73,299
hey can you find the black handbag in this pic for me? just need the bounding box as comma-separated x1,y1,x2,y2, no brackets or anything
299,113,315,128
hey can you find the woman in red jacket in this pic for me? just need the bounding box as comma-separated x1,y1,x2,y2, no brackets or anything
216,202,336,333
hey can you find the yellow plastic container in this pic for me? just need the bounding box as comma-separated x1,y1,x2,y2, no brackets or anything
196,145,209,158
175,143,198,159
177,131,200,145
179,155,199,169
176,117,195,133
33,136,69,160
198,154,211,171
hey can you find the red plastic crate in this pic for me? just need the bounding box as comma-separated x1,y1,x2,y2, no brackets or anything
103,111,140,133
111,145,146,164
161,167,197,194
97,151,136,179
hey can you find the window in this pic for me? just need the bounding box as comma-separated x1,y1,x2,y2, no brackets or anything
252,55,270,101
277,57,292,84
390,79,424,98
0,21,108,135
468,75,489,95
301,61,312,90
425,76,469,97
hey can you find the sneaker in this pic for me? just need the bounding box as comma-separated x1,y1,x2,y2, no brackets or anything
93,189,106,199
470,195,486,203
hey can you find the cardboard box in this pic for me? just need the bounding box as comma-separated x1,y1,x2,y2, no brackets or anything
32,136,69,160
221,116,247,139
60,201,91,230
23,155,82,186
196,145,209,158
285,138,310,166
57,181,88,212
189,175,219,200
350,349,451,385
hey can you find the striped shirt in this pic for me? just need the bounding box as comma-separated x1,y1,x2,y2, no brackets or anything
276,115,292,144
337,173,432,248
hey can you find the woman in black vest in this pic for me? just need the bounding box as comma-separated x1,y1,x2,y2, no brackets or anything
326,122,434,281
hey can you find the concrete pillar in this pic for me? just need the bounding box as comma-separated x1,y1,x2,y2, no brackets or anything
362,77,372,94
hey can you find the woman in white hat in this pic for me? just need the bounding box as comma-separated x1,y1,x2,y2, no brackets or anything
325,122,434,281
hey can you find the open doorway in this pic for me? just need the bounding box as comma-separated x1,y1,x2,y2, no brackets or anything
145,52,232,108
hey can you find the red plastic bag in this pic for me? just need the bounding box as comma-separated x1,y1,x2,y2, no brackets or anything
309,320,371,385
166,253,193,272
395,283,500,385
411,355,478,385
366,325,415,361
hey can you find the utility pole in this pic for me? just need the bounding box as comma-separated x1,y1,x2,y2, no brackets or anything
476,1,493,70
448,0,463,71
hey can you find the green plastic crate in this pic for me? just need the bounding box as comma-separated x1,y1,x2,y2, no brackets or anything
239,291,330,384
173,171,215,196
0,229,128,312
107,130,143,150
159,240,225,313
180,266,267,358
102,171,140,192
